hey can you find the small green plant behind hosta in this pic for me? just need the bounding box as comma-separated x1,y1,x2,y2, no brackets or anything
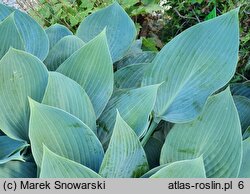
0,2,249,178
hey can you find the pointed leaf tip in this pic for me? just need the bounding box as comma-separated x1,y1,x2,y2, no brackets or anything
41,145,101,178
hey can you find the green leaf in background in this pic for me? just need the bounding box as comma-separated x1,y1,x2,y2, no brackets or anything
144,137,163,169
29,99,104,172
160,88,242,177
141,0,160,5
57,30,113,118
98,85,159,148
0,161,37,178
40,146,101,178
44,35,85,71
99,111,149,177
115,51,156,70
233,96,250,135
142,37,158,51
45,23,73,50
231,81,250,99
0,13,24,59
205,7,217,21
151,156,206,178
0,48,48,141
118,0,138,8
142,9,239,123
42,72,96,133
115,63,151,89
0,136,27,163
76,2,137,62
238,136,250,177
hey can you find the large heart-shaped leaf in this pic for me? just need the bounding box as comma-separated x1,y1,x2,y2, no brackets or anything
160,88,242,177
44,35,85,71
42,72,96,132
0,48,48,141
99,112,149,177
151,156,206,178
76,2,136,62
45,23,73,49
0,161,37,178
40,146,101,178
0,136,27,162
0,4,49,60
57,30,113,118
233,96,250,135
29,99,104,172
97,85,159,147
114,63,151,89
238,137,250,177
0,13,24,59
142,9,239,123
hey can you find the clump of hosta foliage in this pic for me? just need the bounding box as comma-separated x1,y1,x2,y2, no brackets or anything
0,2,249,178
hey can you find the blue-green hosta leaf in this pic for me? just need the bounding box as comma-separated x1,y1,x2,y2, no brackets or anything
115,51,156,70
45,24,73,49
0,13,24,59
142,9,239,123
238,137,250,177
151,156,206,178
160,88,242,177
144,137,163,169
0,48,48,141
233,96,250,135
0,136,27,162
29,99,104,172
44,35,85,71
114,63,151,89
0,4,49,60
0,151,24,164
126,39,143,55
98,85,159,148
76,2,136,62
13,10,49,61
57,31,113,118
0,161,37,178
99,112,149,178
140,165,167,178
0,3,14,21
40,146,101,178
42,72,96,133
231,81,250,99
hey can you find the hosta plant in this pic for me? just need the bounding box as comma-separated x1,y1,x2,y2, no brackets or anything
0,2,249,178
